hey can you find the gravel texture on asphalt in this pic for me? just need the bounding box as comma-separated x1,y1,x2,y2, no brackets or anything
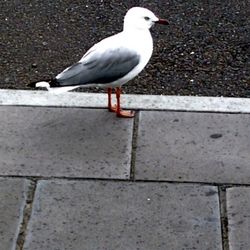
1,0,249,97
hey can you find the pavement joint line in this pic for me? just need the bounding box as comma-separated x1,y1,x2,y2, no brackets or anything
15,180,37,250
218,186,230,250
129,111,140,181
1,89,250,113
1,175,250,187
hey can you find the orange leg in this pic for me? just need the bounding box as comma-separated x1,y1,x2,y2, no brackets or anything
115,87,135,118
108,88,116,112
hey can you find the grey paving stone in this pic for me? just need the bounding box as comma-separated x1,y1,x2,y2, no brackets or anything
24,180,222,250
0,106,133,179
0,178,30,250
135,111,250,183
227,187,250,250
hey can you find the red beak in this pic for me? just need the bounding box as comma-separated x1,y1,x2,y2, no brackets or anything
155,19,169,25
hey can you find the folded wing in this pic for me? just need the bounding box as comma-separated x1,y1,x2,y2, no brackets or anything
54,47,140,87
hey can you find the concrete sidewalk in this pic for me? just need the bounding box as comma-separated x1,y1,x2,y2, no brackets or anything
0,90,250,250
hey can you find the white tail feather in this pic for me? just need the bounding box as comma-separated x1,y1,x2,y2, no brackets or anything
36,81,50,89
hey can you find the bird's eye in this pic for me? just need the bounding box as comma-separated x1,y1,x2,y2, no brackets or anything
144,16,150,21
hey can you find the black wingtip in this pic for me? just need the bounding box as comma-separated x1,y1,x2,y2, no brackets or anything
49,78,61,87
27,81,37,88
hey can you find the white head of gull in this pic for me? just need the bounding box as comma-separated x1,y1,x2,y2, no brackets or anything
29,7,169,118
124,7,164,31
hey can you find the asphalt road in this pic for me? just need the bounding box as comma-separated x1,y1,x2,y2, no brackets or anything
1,0,249,97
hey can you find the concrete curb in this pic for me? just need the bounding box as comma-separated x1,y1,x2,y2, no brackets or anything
0,89,250,113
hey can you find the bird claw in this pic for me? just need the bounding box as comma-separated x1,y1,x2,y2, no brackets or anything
116,110,135,118
108,104,117,113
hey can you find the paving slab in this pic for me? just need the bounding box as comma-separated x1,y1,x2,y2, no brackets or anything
227,187,250,250
135,111,250,184
0,106,133,179
24,180,222,250
0,178,30,250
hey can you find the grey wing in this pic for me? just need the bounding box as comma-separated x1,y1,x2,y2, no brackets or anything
55,47,140,87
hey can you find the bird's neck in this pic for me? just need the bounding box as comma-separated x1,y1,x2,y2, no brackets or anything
123,26,152,38
123,27,152,42
122,27,153,59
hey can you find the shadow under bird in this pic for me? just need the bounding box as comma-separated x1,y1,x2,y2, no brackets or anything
28,7,169,118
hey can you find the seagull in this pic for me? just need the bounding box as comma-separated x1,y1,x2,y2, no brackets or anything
28,7,169,118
